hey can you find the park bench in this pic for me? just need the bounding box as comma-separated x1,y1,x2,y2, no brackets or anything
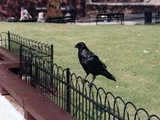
96,12,124,25
0,47,76,120
19,18,37,22
8,18,37,22
46,15,76,24
155,12,160,23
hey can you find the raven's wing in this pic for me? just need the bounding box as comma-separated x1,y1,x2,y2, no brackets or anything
93,55,107,68
87,51,107,69
78,49,91,75
82,52,107,76
78,49,107,74
78,48,115,81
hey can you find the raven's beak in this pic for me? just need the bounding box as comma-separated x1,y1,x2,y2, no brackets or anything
75,44,78,48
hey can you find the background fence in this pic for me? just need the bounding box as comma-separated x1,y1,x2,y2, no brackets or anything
0,32,9,48
0,31,53,62
0,32,160,120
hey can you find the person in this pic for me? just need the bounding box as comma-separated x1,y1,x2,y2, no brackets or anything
20,6,32,21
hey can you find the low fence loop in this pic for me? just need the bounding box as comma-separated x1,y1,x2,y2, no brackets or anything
0,31,159,120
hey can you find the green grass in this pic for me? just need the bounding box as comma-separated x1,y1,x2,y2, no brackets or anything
0,22,160,116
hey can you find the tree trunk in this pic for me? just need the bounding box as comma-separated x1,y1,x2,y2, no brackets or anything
46,0,62,17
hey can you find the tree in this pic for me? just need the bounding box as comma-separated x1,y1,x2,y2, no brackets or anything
46,0,62,17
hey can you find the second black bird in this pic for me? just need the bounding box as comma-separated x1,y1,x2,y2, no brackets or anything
75,42,116,86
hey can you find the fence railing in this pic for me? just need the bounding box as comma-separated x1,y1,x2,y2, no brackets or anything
19,46,160,120
0,32,9,49
0,31,159,120
0,31,53,62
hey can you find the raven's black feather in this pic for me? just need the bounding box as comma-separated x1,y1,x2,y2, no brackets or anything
75,42,116,84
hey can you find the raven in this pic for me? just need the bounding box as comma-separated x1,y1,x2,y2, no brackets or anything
75,42,116,86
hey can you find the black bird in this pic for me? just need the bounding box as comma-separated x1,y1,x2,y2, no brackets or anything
75,42,116,86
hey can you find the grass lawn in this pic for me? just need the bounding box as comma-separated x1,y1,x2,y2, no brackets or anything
0,22,160,116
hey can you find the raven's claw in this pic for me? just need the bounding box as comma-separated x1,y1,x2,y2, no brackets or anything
81,79,88,84
88,83,93,88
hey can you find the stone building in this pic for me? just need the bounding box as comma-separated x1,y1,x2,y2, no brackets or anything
85,0,160,16
0,0,160,21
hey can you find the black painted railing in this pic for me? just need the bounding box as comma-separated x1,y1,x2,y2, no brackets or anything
19,46,160,120
0,32,159,120
0,31,53,62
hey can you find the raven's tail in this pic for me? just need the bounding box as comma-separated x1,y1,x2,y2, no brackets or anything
101,69,116,81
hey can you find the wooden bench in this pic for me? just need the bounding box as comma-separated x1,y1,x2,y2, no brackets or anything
0,46,19,68
46,15,76,24
0,67,76,120
19,18,37,22
155,12,160,23
0,47,76,120
96,12,124,25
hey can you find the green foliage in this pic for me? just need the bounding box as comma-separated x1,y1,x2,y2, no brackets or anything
0,22,160,116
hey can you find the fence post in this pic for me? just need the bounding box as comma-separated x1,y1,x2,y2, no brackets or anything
19,45,23,78
50,44,54,84
50,44,53,63
7,31,11,50
66,68,71,113
29,52,33,85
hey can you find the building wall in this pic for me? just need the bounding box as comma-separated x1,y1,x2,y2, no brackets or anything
85,4,160,16
85,0,160,16
0,0,159,21
91,0,146,2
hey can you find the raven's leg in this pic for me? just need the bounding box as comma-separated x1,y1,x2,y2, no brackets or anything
81,74,89,83
88,75,96,87
84,74,89,79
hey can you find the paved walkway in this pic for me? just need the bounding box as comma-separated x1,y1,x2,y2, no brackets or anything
0,94,25,120
75,20,145,26
74,13,157,26
150,0,160,3
75,19,154,26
